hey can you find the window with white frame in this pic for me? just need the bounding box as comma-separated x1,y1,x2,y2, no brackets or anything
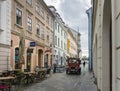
27,17,32,31
46,14,49,24
41,27,44,39
64,32,66,39
36,24,40,35
51,18,53,28
41,8,44,18
27,0,32,5
64,43,65,50
64,43,67,50
36,1,40,12
55,22,57,30
55,36,57,45
61,29,63,36
58,24,59,32
61,40,63,48
58,38,60,47
16,8,22,26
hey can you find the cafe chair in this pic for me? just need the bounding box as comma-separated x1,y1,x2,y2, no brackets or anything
0,81,11,91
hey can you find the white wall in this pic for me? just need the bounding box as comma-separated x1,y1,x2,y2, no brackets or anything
53,18,67,66
0,0,11,70
112,0,120,91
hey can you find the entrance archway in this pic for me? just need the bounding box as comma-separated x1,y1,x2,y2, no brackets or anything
38,49,43,67
44,54,48,68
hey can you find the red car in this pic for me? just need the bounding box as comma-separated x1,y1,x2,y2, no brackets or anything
66,58,81,74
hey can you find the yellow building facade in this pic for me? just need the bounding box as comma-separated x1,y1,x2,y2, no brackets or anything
66,27,77,57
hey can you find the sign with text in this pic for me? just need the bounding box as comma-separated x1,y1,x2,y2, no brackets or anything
30,42,36,47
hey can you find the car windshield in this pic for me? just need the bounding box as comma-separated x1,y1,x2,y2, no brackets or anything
69,59,78,63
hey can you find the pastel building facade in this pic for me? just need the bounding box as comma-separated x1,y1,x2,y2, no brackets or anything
49,6,68,66
65,27,78,58
10,0,54,72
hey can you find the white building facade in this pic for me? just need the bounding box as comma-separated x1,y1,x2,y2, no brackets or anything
49,6,68,66
0,0,11,70
70,28,81,58
92,0,120,91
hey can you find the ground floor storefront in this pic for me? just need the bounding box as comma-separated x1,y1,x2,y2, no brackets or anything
10,34,52,72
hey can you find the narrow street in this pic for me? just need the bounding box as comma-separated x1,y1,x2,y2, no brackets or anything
21,63,97,91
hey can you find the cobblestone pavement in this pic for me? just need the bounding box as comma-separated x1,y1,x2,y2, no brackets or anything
12,63,97,91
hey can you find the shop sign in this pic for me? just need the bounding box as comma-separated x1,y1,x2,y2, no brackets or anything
30,42,36,47
45,48,52,53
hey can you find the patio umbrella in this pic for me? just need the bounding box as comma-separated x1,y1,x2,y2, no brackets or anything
18,30,25,69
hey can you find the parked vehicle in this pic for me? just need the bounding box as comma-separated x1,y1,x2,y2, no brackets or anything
66,58,81,74
56,65,65,73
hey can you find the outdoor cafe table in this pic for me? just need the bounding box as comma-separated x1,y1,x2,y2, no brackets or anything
0,76,15,84
0,76,15,91
36,68,47,79
0,76,15,80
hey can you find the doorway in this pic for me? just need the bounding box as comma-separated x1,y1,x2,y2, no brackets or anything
44,54,48,68
38,49,43,67
26,49,33,72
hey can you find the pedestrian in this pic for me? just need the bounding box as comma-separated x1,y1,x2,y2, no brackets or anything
53,63,57,73
83,61,85,67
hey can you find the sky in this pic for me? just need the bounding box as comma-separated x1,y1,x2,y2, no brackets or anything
44,0,91,57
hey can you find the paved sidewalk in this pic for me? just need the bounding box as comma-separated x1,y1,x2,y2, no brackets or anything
75,64,97,91
74,71,97,91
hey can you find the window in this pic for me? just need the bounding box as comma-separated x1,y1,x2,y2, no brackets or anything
64,43,67,50
27,0,32,5
55,22,57,29
46,31,49,42
16,8,22,26
61,30,63,36
15,48,19,69
11,40,13,47
58,38,60,47
27,17,32,31
36,2,40,12
55,36,57,45
64,43,65,50
41,8,44,18
47,35,49,42
46,14,49,24
51,18,53,28
58,25,59,32
36,24,40,35
64,32,66,39
61,41,63,48
41,28,44,39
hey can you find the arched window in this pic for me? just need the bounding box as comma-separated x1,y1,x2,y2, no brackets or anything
15,47,19,69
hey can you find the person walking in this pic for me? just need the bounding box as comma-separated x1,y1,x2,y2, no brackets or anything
53,63,57,73
83,61,86,67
